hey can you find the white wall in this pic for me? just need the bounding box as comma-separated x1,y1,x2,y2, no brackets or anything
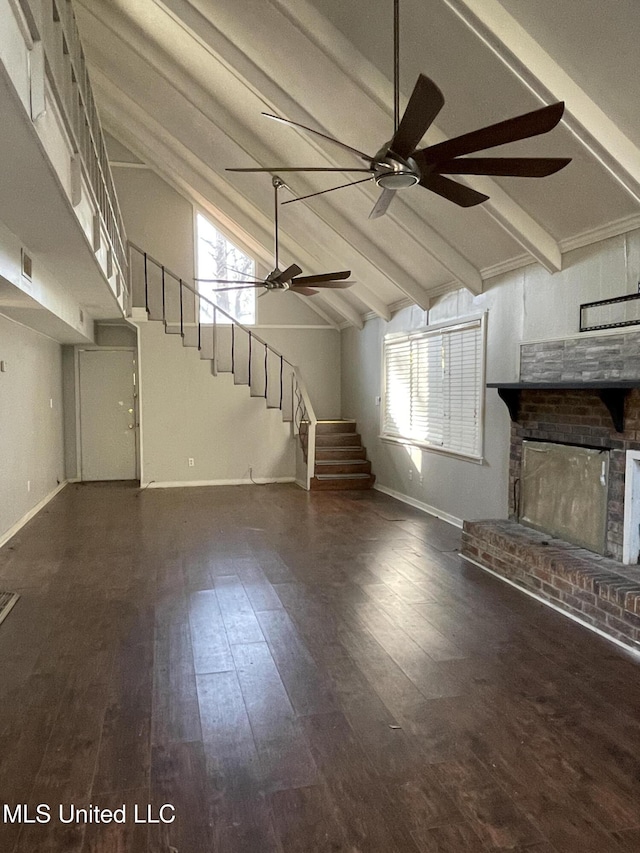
114,168,195,284
0,219,95,344
111,161,341,484
342,229,640,524
0,314,65,542
137,321,295,484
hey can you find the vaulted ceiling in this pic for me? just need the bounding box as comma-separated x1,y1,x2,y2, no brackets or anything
74,0,640,328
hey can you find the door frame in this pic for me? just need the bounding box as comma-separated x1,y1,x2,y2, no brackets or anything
74,346,140,482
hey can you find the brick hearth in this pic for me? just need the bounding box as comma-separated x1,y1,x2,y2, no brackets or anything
462,519,640,649
462,521,640,648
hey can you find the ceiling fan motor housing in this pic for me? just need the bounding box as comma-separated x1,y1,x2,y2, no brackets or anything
265,269,287,290
373,146,421,189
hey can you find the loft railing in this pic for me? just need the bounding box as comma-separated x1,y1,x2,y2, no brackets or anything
13,0,128,293
129,242,317,488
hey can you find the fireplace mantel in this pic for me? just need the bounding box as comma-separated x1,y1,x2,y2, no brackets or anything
487,381,640,432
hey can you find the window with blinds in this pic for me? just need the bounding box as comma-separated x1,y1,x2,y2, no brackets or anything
382,317,485,459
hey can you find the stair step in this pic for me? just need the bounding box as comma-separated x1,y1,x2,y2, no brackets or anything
315,433,361,447
315,447,367,461
315,459,368,465
315,460,371,475
314,420,357,434
182,327,199,348
310,474,376,491
316,473,371,480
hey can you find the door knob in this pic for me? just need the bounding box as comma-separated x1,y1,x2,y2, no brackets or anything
128,424,134,429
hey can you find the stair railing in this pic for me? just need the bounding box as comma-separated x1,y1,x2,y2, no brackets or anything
129,242,317,489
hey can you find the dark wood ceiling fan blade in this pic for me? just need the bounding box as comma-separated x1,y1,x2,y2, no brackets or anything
419,173,489,207
416,102,566,165
369,187,396,219
282,176,374,205
262,112,374,162
436,156,572,177
227,167,373,173
390,74,445,160
292,270,351,283
290,286,319,296
275,263,304,284
299,280,353,289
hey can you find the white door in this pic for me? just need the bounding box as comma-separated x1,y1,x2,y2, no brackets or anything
79,349,137,481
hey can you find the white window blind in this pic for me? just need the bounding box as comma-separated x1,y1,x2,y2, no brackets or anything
382,318,484,459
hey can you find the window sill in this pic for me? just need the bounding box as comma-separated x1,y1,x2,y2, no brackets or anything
379,435,484,465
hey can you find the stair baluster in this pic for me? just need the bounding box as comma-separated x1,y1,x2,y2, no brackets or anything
262,344,267,400
161,266,166,322
128,241,320,488
179,281,184,337
144,252,149,314
212,308,218,375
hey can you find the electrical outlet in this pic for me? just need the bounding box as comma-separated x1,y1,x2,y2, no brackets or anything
188,457,194,467
408,470,412,480
419,475,424,486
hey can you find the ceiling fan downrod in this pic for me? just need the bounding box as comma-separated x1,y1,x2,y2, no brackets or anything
393,0,400,136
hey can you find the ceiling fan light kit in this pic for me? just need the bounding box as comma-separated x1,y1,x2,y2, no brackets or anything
374,152,421,189
226,0,571,220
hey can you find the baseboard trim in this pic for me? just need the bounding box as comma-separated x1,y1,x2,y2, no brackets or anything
143,477,295,488
294,478,308,490
0,481,67,549
462,554,640,658
374,484,464,529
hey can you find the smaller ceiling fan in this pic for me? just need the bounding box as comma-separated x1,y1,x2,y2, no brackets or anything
194,176,355,296
227,0,571,219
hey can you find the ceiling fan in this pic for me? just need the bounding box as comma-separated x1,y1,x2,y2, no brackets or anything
194,176,354,296
227,0,571,218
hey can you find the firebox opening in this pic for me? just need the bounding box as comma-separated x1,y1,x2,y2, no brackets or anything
519,440,609,555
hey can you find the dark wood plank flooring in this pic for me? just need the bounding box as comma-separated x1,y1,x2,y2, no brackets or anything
0,482,639,852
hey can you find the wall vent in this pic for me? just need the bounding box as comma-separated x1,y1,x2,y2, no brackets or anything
21,250,32,280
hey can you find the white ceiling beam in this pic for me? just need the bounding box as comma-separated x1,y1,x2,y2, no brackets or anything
148,0,472,301
271,0,563,274
316,289,364,330
77,0,401,319
442,0,640,205
92,73,358,328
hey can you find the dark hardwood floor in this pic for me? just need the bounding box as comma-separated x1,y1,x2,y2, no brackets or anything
1,482,640,852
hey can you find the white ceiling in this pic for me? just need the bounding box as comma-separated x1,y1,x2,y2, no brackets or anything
74,0,640,327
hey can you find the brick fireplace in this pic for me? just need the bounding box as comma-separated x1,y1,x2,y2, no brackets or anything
508,386,639,560
461,330,640,649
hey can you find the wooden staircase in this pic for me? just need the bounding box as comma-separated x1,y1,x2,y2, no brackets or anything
308,420,376,490
131,243,318,485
